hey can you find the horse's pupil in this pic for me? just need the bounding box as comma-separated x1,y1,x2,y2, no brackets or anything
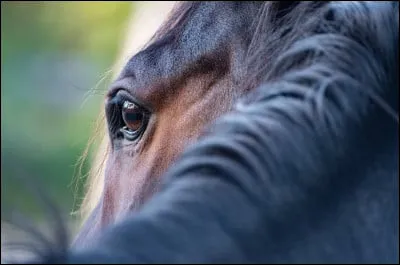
122,101,143,131
124,112,143,131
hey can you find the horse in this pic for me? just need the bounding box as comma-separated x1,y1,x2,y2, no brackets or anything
74,1,329,247
2,1,398,263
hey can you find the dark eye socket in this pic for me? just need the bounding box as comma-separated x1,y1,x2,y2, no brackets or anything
106,90,151,142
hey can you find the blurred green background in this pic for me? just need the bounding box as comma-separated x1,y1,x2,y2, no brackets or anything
1,1,133,222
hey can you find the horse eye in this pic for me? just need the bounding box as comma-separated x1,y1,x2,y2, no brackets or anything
120,100,147,141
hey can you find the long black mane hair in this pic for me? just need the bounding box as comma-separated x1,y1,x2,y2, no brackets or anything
2,1,398,263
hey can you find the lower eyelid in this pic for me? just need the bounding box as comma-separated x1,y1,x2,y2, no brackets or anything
116,115,154,151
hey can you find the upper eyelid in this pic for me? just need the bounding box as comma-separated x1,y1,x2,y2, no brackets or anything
111,89,153,114
108,77,153,112
107,77,130,98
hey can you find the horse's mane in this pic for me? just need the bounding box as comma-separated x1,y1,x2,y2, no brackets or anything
3,1,398,263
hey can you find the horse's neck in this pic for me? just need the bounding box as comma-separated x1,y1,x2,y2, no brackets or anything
278,119,398,263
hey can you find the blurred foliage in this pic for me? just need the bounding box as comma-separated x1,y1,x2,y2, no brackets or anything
1,1,133,220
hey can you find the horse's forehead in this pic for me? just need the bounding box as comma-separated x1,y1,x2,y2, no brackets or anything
110,2,261,106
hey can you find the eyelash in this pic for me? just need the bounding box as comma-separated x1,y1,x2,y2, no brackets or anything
105,90,151,143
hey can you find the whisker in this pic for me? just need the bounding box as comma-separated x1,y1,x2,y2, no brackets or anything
80,68,114,109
